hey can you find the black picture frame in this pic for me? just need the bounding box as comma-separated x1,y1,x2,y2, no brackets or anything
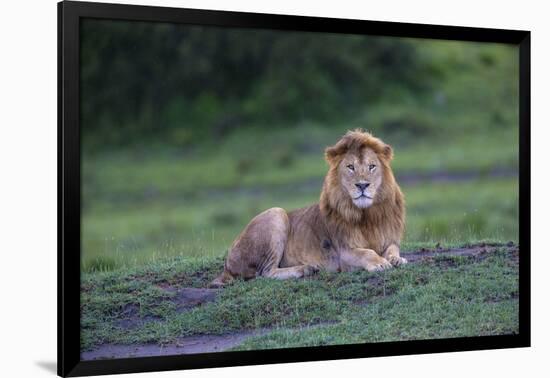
58,1,531,376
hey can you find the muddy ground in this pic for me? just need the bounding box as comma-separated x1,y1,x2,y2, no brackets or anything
81,242,518,360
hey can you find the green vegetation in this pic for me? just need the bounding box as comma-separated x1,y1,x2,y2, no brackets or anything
82,120,519,271
81,247,518,351
81,30,519,271
82,170,518,272
81,19,517,150
80,19,520,351
81,21,441,148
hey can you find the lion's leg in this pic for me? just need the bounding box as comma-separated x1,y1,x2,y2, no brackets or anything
210,208,284,287
382,244,408,267
214,207,316,285
256,211,318,280
263,265,318,280
340,248,392,272
245,209,318,280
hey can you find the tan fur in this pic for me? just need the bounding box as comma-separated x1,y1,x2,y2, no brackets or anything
210,129,406,287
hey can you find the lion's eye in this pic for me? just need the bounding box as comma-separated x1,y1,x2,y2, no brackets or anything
347,164,355,171
369,164,376,171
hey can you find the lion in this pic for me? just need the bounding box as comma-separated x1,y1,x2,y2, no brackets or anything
210,129,406,287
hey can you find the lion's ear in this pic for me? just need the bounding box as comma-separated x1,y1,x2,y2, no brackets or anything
382,144,393,161
325,141,347,164
324,146,338,163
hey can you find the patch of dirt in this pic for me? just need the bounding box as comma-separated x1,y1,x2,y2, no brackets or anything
114,304,161,329
81,330,265,360
402,242,519,265
169,287,220,312
82,322,333,360
363,275,396,298
113,288,220,329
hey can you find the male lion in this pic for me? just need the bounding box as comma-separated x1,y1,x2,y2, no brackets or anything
210,129,406,287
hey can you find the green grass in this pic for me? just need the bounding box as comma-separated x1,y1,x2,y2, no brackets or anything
81,175,518,272
79,38,520,353
80,34,519,271
81,96,519,271
82,126,518,204
80,246,518,351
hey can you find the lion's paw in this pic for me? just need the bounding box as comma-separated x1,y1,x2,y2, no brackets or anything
302,265,319,277
387,255,408,267
367,259,393,272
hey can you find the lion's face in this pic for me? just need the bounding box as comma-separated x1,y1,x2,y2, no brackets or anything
338,148,383,208
322,130,396,219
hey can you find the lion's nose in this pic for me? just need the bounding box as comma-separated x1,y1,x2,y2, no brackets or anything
355,183,370,191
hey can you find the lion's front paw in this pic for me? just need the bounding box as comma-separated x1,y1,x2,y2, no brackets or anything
302,265,319,277
387,255,408,267
366,258,393,272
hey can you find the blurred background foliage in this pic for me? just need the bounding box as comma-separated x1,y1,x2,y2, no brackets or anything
81,20,438,148
80,19,519,272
